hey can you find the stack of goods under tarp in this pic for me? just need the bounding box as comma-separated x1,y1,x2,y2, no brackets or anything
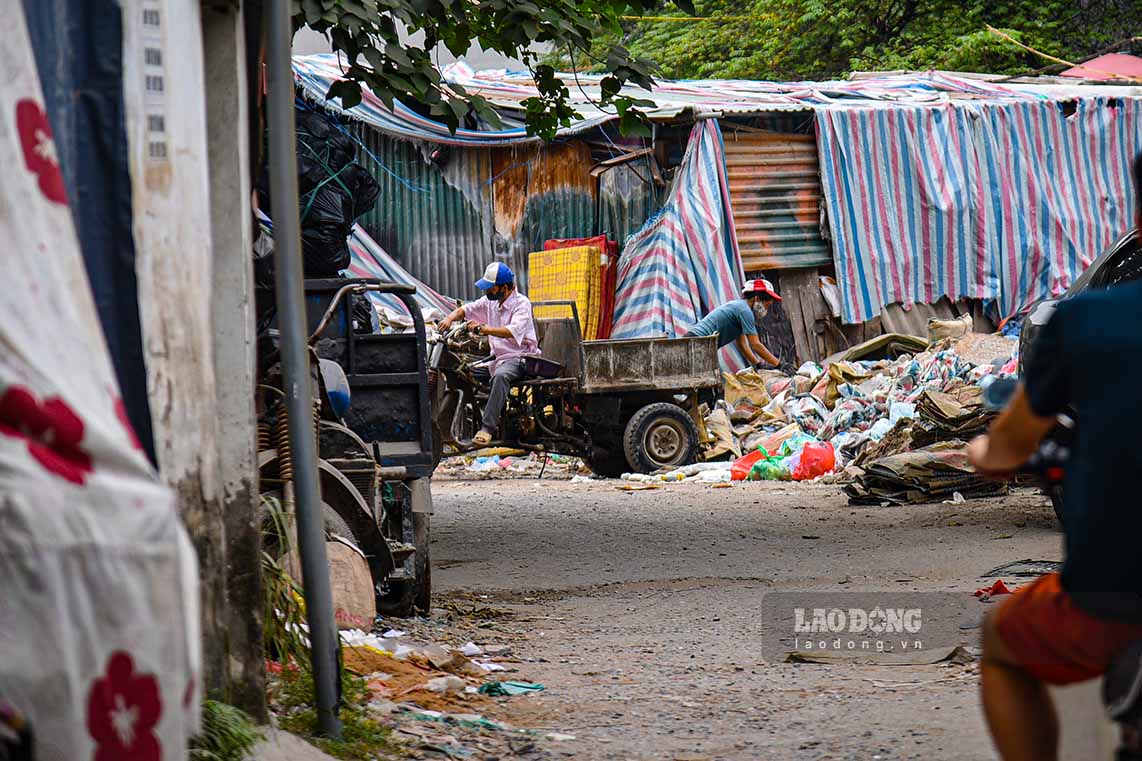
531,236,618,340
703,326,1021,504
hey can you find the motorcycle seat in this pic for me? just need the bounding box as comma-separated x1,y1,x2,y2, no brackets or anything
1104,639,1142,723
514,377,577,389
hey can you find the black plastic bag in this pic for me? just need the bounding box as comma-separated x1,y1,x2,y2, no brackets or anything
295,110,355,174
340,163,380,220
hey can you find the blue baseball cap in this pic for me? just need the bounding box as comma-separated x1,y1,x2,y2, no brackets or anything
475,262,514,290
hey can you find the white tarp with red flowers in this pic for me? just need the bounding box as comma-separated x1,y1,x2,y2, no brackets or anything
0,8,201,759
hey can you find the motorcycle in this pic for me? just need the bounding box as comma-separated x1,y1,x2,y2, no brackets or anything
982,375,1072,525
983,377,1142,758
1017,228,1141,522
427,320,590,455
426,314,721,474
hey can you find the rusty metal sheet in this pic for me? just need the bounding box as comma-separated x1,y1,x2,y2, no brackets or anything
492,141,596,284
723,130,832,273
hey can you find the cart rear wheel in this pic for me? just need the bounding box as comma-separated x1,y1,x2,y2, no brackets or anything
623,403,700,474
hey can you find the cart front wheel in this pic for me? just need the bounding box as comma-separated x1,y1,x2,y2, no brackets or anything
623,403,700,474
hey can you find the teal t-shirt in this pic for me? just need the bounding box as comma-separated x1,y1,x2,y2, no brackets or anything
686,300,757,348
1024,280,1142,622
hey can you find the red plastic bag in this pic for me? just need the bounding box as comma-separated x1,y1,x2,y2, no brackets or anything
974,579,1016,598
791,441,835,481
730,448,767,481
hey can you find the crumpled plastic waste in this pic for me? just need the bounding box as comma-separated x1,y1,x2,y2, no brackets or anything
974,579,1016,598
425,675,466,694
777,431,816,456
889,402,916,424
783,395,829,436
792,441,836,480
694,468,732,483
868,418,895,440
477,681,545,696
467,455,507,472
748,454,792,481
730,448,768,480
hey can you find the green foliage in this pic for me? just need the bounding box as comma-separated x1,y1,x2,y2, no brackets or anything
261,495,311,667
293,0,698,139
569,0,1141,81
275,668,398,760
190,700,261,761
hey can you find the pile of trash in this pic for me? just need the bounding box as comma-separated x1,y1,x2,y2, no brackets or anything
268,625,563,759
256,109,380,276
436,451,586,480
699,327,1020,503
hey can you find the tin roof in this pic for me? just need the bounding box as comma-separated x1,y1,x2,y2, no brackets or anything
296,55,1127,146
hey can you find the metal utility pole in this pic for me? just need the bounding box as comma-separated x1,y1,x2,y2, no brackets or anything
264,0,342,737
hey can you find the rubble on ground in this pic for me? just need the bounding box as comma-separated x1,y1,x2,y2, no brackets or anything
267,616,562,759
434,450,585,480
692,328,1020,504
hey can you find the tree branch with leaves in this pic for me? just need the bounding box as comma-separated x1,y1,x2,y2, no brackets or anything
292,0,691,139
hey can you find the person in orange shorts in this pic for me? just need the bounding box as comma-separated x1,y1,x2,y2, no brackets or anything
968,153,1142,761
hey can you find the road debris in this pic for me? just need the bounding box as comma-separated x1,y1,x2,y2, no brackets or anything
478,681,545,696
974,579,1017,600
981,559,1062,577
698,330,1019,503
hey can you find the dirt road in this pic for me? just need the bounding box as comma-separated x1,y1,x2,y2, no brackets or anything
430,476,1063,760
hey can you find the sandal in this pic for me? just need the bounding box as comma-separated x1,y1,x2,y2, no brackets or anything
473,430,492,446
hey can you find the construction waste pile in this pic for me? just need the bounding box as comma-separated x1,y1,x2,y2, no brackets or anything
683,325,1021,504
266,623,565,759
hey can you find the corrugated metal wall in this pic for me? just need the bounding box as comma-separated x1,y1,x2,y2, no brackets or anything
598,161,661,247
491,142,596,285
350,122,494,301
723,129,832,273
348,123,662,300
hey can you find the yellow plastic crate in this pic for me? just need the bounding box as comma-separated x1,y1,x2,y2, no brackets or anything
528,245,605,340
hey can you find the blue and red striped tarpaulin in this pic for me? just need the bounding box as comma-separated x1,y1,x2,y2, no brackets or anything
345,224,456,315
611,120,748,371
818,96,1142,324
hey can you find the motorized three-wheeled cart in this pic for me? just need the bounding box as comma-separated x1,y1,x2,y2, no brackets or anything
257,278,434,617
431,300,723,476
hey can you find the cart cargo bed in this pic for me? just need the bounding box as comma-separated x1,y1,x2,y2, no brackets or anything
579,335,721,394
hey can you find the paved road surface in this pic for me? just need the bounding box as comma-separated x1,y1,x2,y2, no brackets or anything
432,477,1063,760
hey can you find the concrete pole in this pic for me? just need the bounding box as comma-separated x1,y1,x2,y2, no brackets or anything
201,0,267,721
265,0,342,736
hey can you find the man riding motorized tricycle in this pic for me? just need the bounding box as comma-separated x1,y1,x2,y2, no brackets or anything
968,153,1142,761
437,262,540,449
429,263,723,474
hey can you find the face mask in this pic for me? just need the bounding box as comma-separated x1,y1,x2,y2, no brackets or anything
753,301,769,321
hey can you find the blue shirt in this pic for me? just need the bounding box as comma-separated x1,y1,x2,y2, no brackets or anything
686,300,757,348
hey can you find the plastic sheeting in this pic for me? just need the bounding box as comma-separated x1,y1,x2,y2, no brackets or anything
818,96,1142,324
611,121,749,371
1,7,201,757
